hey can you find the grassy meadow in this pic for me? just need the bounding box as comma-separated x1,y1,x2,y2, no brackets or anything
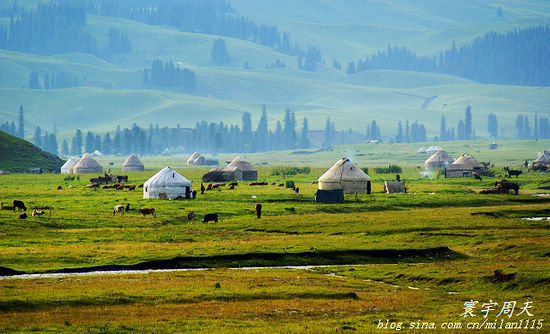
0,143,549,332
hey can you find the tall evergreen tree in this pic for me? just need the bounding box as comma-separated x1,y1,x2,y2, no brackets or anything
94,134,102,152
464,106,472,140
33,126,42,148
488,113,498,138
103,133,112,155
47,133,57,154
440,116,447,141
255,106,268,151
395,121,403,142
457,120,466,140
17,105,24,138
211,38,231,65
323,117,332,147
298,117,310,148
274,121,282,150
241,112,252,150
405,120,410,142
71,129,83,155
84,131,95,153
61,139,69,155
29,71,41,89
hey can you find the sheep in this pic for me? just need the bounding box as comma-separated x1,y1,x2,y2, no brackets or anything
113,205,125,216
32,210,45,218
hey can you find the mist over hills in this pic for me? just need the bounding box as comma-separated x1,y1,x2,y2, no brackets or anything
0,0,549,153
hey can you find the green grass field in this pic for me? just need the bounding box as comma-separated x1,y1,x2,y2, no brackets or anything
0,146,549,332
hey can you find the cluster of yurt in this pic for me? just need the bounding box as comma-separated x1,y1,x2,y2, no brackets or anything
202,157,257,182
61,157,80,174
143,167,194,199
314,158,371,203
122,154,144,172
187,152,218,166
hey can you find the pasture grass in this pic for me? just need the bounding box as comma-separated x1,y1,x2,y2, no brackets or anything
0,164,548,332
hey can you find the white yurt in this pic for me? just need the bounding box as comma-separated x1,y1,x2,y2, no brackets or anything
61,157,79,174
424,150,454,170
187,152,202,165
122,154,144,172
143,167,193,199
318,158,371,194
72,153,103,174
417,146,427,154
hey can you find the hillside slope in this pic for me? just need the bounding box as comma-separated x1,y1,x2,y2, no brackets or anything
0,130,64,172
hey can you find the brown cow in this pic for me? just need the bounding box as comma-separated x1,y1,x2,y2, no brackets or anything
138,208,156,217
128,185,136,191
206,184,213,191
228,184,235,190
187,211,195,223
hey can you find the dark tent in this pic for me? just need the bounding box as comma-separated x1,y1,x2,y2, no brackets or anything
314,189,344,204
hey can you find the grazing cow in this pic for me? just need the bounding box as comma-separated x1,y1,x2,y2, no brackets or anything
85,183,99,188
187,211,195,223
255,204,262,219
271,183,276,186
212,184,220,189
278,183,284,187
90,178,99,184
97,176,108,184
13,200,26,212
507,170,522,178
33,206,52,217
229,182,238,187
203,213,218,223
138,208,156,217
249,182,258,186
206,183,213,191
117,175,129,183
18,213,27,219
116,185,124,191
57,185,62,190
294,187,300,194
228,185,235,190
102,185,111,189
137,184,144,188
473,172,482,181
128,185,136,191
113,205,125,215
213,182,226,187
32,210,45,218
201,183,205,194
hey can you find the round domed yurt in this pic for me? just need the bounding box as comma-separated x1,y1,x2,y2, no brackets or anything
187,152,202,165
122,154,144,172
318,158,371,194
143,167,193,199
72,153,103,174
225,157,257,181
61,157,79,174
424,150,454,170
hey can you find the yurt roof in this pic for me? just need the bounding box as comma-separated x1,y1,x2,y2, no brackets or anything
451,153,484,169
417,146,427,153
144,167,191,187
318,158,371,183
425,150,454,164
122,154,144,167
187,152,201,163
225,156,256,171
534,150,550,163
73,154,102,170
61,157,78,170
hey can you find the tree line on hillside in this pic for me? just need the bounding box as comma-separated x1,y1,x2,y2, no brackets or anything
82,0,320,64
29,71,80,89
0,1,131,60
143,59,196,92
344,26,550,86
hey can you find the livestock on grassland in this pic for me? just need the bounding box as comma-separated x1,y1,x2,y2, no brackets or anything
13,200,26,212
32,210,45,218
187,211,196,223
113,205,125,216
255,204,262,219
18,213,27,219
138,208,156,217
203,213,218,223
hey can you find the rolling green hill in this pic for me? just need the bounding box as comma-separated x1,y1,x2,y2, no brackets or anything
0,2,549,142
0,130,64,172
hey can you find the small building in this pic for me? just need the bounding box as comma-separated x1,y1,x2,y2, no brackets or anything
203,157,256,182
426,145,442,154
533,150,550,167
317,158,371,195
143,167,193,199
72,154,103,174
445,153,484,178
424,150,454,170
417,146,427,154
489,142,497,150
122,154,144,172
61,157,79,174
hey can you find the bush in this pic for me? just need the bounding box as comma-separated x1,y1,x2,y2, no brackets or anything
271,167,310,176
361,167,369,175
285,180,295,189
374,164,403,174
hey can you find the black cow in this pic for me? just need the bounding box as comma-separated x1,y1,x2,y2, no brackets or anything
117,175,129,183
203,213,218,223
507,170,522,178
13,200,26,212
255,204,262,219
201,183,205,195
